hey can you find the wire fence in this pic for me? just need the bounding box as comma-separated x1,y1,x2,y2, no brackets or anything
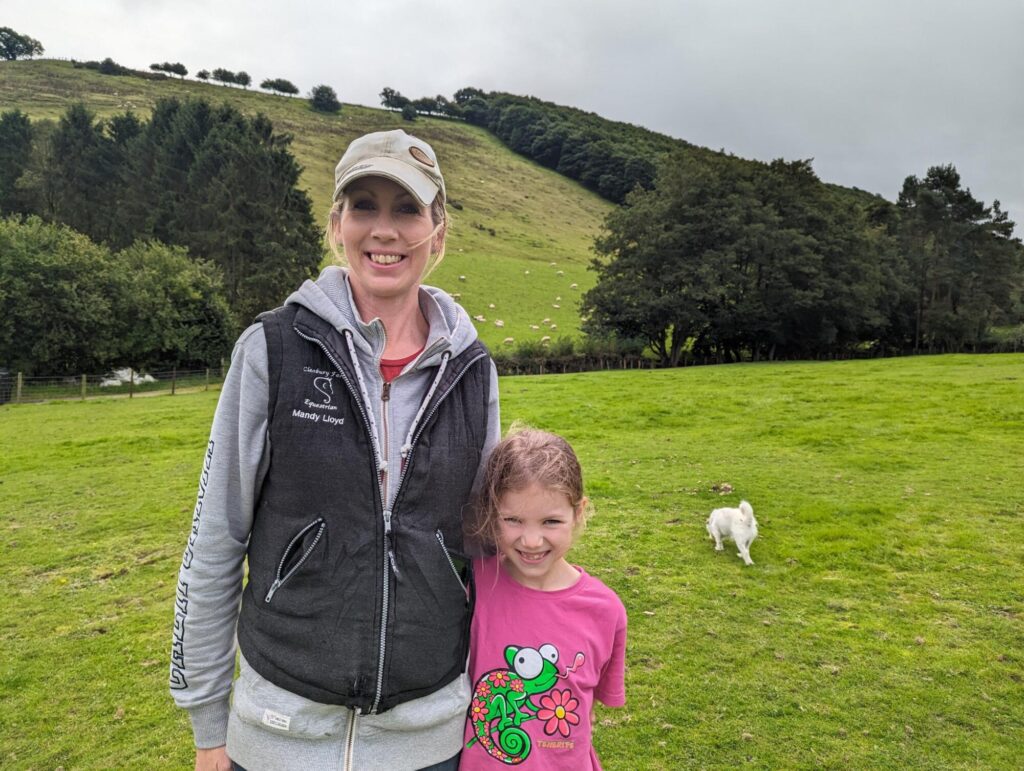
0,365,227,405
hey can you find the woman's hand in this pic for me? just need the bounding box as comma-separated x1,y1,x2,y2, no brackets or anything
195,746,233,771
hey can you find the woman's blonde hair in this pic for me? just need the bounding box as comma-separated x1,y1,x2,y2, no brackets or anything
324,190,448,279
471,425,591,553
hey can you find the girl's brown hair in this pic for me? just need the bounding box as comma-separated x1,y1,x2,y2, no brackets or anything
472,426,590,553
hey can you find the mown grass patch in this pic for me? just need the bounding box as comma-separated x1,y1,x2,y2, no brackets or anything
2,354,1022,768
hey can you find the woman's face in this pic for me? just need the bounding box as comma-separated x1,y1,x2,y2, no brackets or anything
338,176,438,306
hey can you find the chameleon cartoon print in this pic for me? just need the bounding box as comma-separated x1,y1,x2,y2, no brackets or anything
466,643,585,764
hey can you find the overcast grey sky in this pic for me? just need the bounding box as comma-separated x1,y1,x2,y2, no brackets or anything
8,0,1023,222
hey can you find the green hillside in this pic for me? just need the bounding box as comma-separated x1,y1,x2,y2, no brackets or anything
0,60,612,349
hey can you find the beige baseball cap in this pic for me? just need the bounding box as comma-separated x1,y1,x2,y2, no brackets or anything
333,129,446,207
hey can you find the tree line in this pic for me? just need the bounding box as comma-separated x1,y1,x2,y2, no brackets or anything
381,83,1022,361
0,99,322,374
3,26,328,106
380,86,702,204
0,217,231,374
581,154,1023,363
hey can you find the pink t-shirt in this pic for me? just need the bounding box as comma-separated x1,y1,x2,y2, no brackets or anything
460,557,627,770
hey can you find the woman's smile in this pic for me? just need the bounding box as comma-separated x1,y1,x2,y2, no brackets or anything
339,176,436,306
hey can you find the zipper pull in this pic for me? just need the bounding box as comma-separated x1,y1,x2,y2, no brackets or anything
383,510,400,578
265,578,282,603
381,381,391,402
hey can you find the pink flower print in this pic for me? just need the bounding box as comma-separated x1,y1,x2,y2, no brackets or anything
509,678,524,693
489,670,510,688
537,689,580,737
470,698,487,721
476,681,492,697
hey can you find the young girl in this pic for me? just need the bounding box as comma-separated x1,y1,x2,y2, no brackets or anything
461,428,627,770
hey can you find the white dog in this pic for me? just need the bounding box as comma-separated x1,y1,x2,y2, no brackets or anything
706,500,758,565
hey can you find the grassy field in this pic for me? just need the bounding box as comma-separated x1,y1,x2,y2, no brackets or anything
2,354,1023,769
0,60,610,349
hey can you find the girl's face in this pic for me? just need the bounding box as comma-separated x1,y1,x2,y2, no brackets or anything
337,176,438,306
496,482,582,591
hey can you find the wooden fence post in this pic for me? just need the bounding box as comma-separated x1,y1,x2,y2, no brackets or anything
129,368,134,399
80,374,86,400
171,368,177,395
205,368,210,391
15,372,22,403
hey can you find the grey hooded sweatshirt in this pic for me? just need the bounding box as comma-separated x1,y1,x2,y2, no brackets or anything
170,266,500,770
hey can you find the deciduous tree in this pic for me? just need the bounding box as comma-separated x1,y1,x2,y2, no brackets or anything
309,84,341,113
0,216,125,373
261,78,299,95
211,68,235,86
898,165,1022,352
0,27,43,60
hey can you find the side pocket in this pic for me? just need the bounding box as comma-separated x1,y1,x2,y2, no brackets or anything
435,529,468,597
265,518,326,603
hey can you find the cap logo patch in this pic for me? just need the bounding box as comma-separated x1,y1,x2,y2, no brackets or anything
409,146,435,167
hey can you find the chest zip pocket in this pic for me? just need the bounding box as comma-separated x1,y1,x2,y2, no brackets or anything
435,529,468,597
265,518,326,602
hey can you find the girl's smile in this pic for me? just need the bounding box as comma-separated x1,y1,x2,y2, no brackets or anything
497,482,584,591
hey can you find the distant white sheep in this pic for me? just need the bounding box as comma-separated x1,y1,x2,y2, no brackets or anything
530,324,540,330
494,320,505,327
459,275,467,281
556,270,564,276
552,304,560,309
550,324,557,330
451,292,461,299
570,283,578,289
503,337,515,344
473,315,486,322
488,303,496,309
542,318,551,324
540,336,551,343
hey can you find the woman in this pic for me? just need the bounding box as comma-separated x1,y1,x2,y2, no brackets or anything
170,129,500,771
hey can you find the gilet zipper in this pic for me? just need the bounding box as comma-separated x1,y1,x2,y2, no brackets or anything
293,328,390,719
370,350,487,713
436,529,468,595
264,518,326,602
296,326,485,716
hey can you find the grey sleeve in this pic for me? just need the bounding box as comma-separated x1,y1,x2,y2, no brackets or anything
170,323,269,748
482,361,502,468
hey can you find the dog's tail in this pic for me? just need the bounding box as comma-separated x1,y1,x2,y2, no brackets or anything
739,500,754,521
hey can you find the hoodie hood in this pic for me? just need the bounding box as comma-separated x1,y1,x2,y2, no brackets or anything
284,265,479,369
